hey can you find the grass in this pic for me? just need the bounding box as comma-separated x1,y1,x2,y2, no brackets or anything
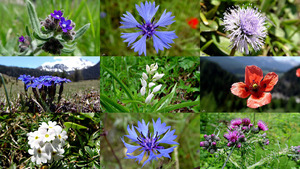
0,0,100,56
100,0,200,56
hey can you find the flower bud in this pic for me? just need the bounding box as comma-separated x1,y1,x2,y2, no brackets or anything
146,65,150,74
212,142,216,146
140,78,147,87
145,93,154,104
142,72,148,80
149,82,155,88
152,84,162,93
140,86,146,96
152,73,164,81
237,142,242,148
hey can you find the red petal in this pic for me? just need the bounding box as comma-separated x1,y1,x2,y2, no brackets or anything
260,72,278,92
247,92,272,108
231,82,250,98
296,68,300,77
245,65,263,86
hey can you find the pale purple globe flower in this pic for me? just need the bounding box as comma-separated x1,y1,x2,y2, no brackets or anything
120,1,178,56
222,6,267,54
121,118,178,167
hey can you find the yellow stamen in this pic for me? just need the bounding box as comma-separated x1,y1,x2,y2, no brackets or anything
252,84,258,89
45,134,49,138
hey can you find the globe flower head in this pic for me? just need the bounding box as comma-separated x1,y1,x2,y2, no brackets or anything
120,1,178,56
121,118,178,167
231,65,278,108
296,68,300,77
51,10,63,20
257,120,268,131
222,6,268,54
59,17,73,32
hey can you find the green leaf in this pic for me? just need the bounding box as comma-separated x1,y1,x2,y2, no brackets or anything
156,101,199,113
100,94,129,112
200,20,218,32
26,0,41,35
64,122,87,130
212,34,243,56
33,32,50,41
151,83,177,112
101,66,138,112
80,112,95,119
100,99,119,113
61,47,76,54
75,23,90,40
25,26,31,36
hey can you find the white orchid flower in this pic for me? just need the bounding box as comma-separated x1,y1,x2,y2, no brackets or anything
152,73,164,81
149,82,155,88
145,93,154,104
142,72,148,80
140,86,146,96
153,84,162,93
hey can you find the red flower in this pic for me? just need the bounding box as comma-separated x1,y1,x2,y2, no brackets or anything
231,65,278,108
187,17,199,29
296,68,300,77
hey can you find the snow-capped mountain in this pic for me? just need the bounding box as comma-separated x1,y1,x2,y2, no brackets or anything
38,58,95,72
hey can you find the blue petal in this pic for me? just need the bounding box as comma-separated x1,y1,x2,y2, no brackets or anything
157,129,179,145
124,125,139,142
142,151,163,167
157,146,177,158
155,9,175,27
155,31,178,45
135,1,159,23
152,118,170,136
135,119,149,137
125,151,145,164
131,35,147,56
152,35,171,53
120,11,141,29
121,32,142,47
121,137,141,154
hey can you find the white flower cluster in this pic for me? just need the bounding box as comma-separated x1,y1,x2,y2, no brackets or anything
140,63,164,103
27,121,67,165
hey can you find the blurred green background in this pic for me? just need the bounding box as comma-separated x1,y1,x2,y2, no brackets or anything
0,0,100,56
200,113,300,168
100,113,200,169
100,0,200,56
200,0,300,56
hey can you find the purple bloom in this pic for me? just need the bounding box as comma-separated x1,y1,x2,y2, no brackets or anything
257,120,268,131
222,6,267,54
51,10,63,20
120,1,178,56
59,17,73,33
19,36,25,42
121,118,178,167
242,118,251,126
224,130,240,143
18,74,34,85
231,118,242,126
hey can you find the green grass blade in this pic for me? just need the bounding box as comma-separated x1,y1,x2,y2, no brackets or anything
85,3,95,38
100,99,119,113
151,83,177,112
100,94,129,112
102,66,138,112
156,101,199,113
64,122,87,130
0,73,11,112
75,23,90,40
26,0,41,35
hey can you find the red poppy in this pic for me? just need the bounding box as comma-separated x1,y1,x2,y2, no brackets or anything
187,17,199,29
296,68,300,77
231,65,278,108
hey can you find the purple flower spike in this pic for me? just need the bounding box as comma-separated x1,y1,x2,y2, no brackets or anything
19,36,25,42
121,118,178,167
257,120,268,131
222,6,267,54
59,17,73,33
51,10,63,20
120,1,177,56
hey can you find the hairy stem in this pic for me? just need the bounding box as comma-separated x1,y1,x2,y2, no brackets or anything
229,46,236,56
104,135,123,169
222,145,236,169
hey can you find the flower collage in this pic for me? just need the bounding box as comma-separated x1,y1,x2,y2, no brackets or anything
201,0,300,168
0,0,201,168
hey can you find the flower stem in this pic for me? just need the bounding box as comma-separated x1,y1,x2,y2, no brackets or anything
229,47,236,56
222,145,236,169
104,134,123,169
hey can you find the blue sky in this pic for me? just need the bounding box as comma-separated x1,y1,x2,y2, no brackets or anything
0,57,99,68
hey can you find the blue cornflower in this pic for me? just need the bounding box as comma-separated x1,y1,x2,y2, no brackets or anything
222,6,267,54
120,1,178,56
51,10,63,20
121,118,178,167
59,17,73,33
19,36,25,42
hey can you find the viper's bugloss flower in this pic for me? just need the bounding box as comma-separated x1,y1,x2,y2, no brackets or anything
121,118,178,167
120,1,178,56
222,6,267,54
231,65,278,108
59,17,73,33
296,68,300,77
187,17,199,29
19,36,25,42
257,120,268,131
51,10,63,20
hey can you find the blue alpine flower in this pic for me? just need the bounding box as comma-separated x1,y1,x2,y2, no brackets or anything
121,118,178,167
120,1,178,56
